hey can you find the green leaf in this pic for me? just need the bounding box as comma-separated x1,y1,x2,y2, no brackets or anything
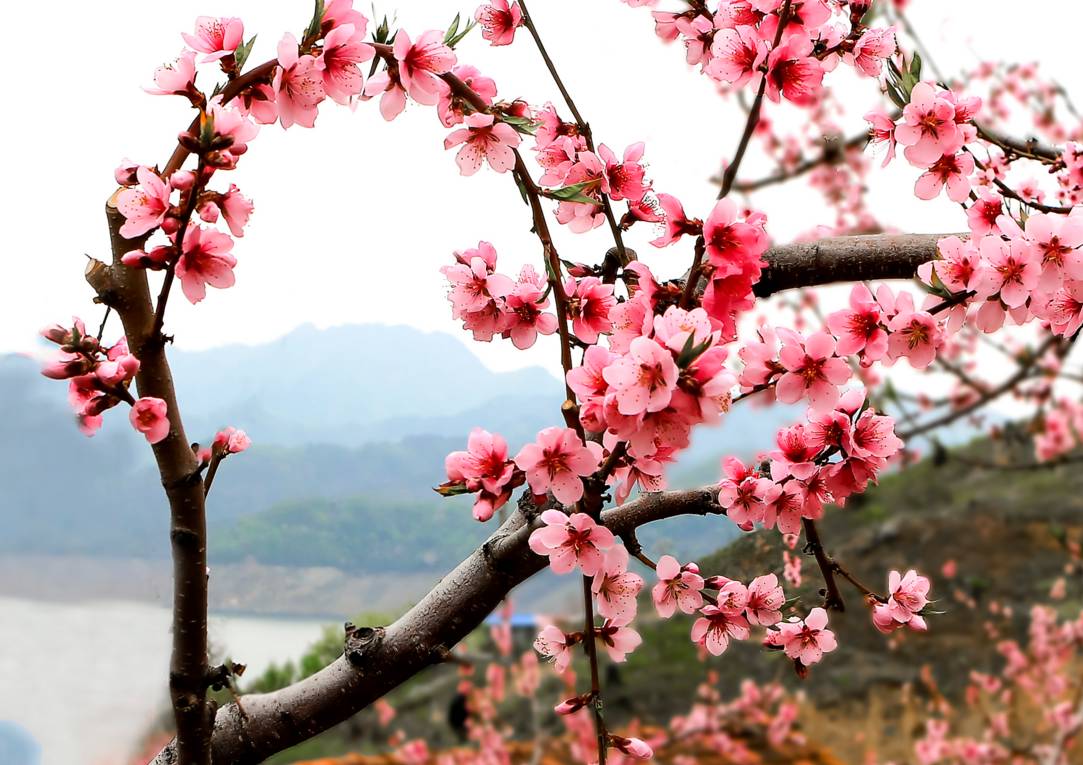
546,181,601,206
514,174,530,206
444,13,476,48
444,12,461,45
234,34,257,72
433,481,472,498
675,333,713,369
500,113,540,136
909,51,923,83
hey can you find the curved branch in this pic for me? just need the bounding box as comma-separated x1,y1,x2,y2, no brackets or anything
150,488,721,764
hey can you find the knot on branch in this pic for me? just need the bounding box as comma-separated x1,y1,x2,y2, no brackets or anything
344,623,385,667
162,469,203,492
206,661,246,691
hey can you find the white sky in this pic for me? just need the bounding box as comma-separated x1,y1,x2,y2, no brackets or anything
3,1,1081,378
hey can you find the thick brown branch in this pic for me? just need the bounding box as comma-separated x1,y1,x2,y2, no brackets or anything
91,199,212,763
149,488,721,764
755,233,950,296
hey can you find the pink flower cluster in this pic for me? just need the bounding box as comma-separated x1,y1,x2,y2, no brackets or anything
718,390,904,533
568,300,745,498
442,427,523,521
440,242,559,349
39,319,168,444
690,572,787,656
631,1,895,108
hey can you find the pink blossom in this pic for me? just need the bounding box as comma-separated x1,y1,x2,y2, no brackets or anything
206,101,260,167
652,555,705,617
596,619,643,662
527,509,614,575
130,397,169,444
914,152,975,203
213,426,251,454
978,234,1040,308
895,82,964,165
218,184,254,238
691,604,750,656
317,23,374,105
363,69,407,121
851,410,903,459
887,569,931,623
182,16,244,63
872,602,927,634
445,427,516,521
441,242,513,318
598,142,649,202
864,108,897,167
826,284,887,360
502,266,558,349
718,467,770,530
444,113,522,175
761,482,810,536
602,336,679,416
924,235,984,294
515,428,602,505
273,34,325,129
611,735,653,760
175,225,237,304
703,198,768,274
533,624,573,672
475,0,523,46
1044,281,1083,337
706,25,768,87
592,545,644,626
847,27,895,78
886,300,939,369
145,50,196,96
1024,212,1083,287
769,423,820,480
773,607,837,666
967,190,1003,236
745,573,785,626
765,36,824,106
393,30,456,106
322,0,366,33
776,330,851,412
116,167,172,239
565,277,615,343
650,193,696,248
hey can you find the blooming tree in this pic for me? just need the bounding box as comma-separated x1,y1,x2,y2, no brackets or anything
39,0,1083,763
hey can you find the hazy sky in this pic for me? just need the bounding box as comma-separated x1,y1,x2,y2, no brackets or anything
3,1,1080,377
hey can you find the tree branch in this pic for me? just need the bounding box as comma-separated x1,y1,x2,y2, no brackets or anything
149,487,721,764
90,198,212,764
755,232,949,296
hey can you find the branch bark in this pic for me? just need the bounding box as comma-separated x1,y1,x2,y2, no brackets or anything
149,488,720,764
90,198,213,764
755,233,950,296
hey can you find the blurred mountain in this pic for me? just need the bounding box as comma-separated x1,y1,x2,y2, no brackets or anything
0,323,805,569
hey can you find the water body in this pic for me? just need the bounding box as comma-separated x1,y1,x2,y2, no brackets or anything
0,597,329,765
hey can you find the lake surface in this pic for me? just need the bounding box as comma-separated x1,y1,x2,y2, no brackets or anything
0,597,330,765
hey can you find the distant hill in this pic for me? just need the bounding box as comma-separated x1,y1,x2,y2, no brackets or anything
622,433,1083,722
0,323,797,568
